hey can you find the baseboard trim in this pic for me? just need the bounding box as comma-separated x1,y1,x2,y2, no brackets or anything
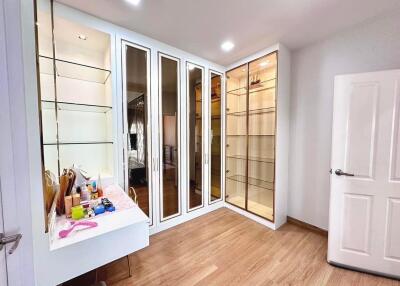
287,216,328,236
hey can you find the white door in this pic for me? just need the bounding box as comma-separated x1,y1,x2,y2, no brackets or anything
328,70,400,279
0,191,6,286
0,0,34,284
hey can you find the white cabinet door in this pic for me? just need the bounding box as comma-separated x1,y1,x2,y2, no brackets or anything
328,70,400,279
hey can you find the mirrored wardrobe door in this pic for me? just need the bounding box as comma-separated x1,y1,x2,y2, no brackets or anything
187,62,204,211
209,71,223,203
122,41,153,225
158,53,181,221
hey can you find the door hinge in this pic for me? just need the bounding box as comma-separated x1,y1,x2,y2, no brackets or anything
0,233,22,255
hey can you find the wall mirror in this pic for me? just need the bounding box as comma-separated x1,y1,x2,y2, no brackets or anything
123,42,152,223
187,62,204,210
159,54,181,220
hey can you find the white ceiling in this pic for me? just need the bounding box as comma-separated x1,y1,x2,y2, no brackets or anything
57,0,400,66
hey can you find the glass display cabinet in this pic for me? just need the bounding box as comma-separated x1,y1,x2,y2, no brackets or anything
225,52,278,221
37,2,115,231
38,6,114,181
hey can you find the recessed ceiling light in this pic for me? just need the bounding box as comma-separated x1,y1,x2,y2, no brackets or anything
221,41,234,52
126,0,141,6
78,34,87,40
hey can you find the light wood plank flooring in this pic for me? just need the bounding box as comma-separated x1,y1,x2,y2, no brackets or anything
95,208,400,285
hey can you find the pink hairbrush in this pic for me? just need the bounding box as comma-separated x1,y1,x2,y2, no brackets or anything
58,220,98,238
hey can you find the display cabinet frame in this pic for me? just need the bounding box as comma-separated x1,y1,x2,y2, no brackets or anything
224,45,289,229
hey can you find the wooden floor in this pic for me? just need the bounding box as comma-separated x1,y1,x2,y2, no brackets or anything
74,208,400,286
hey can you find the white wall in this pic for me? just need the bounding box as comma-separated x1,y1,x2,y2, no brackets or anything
289,10,400,230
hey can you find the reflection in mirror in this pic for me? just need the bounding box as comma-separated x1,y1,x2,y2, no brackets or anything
160,55,180,219
210,72,222,202
125,45,150,219
187,63,203,210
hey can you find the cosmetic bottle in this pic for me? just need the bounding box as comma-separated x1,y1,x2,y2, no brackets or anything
97,174,103,197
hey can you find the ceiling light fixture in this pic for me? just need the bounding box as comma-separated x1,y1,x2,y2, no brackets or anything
78,34,87,40
221,41,234,52
125,0,141,6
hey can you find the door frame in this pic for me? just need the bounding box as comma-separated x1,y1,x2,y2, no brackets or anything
208,70,225,205
186,61,206,212
121,40,154,226
0,0,35,284
158,52,182,222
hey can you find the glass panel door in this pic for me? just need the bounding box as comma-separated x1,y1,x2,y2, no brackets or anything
225,64,248,209
209,72,222,203
187,63,204,210
159,53,180,220
122,42,152,224
247,52,277,221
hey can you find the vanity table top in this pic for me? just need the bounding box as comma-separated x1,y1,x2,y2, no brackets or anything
49,184,149,251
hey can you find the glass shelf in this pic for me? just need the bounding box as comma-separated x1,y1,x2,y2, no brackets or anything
226,174,274,190
43,141,113,146
226,155,274,163
227,107,275,116
227,78,276,96
42,100,112,113
227,134,274,136
226,86,246,96
39,55,111,84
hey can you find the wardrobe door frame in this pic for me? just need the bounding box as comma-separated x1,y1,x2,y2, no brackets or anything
186,61,206,212
121,40,154,226
208,70,225,205
246,51,278,223
158,52,182,222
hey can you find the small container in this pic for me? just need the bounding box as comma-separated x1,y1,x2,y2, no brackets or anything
64,196,72,218
72,193,81,207
71,205,85,220
80,185,90,201
94,204,105,215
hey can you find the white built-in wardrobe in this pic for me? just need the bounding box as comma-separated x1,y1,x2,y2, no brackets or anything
32,0,289,284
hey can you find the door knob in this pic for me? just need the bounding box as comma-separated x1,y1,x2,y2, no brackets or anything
334,169,354,177
0,233,22,254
